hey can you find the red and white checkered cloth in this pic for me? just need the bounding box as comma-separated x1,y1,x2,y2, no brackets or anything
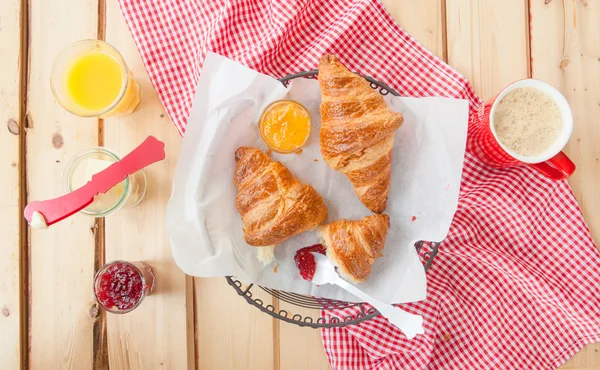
117,0,600,368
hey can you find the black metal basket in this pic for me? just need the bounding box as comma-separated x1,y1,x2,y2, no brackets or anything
226,70,440,329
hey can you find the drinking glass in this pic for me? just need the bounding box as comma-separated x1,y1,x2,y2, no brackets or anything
51,39,140,118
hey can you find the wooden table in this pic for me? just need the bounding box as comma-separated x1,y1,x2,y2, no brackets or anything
1,0,598,369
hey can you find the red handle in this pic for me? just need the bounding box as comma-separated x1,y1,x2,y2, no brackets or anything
92,136,165,193
528,151,576,180
24,136,166,226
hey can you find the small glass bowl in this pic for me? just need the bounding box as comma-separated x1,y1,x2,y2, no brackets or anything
259,100,312,154
93,260,155,314
62,147,147,217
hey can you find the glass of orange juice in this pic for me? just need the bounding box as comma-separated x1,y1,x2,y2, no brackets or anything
51,40,140,118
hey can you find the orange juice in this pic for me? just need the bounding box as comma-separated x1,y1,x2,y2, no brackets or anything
67,51,123,112
52,40,140,117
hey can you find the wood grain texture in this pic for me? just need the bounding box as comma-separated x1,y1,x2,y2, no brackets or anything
381,0,446,60
530,1,600,368
446,0,530,99
195,279,275,370
0,0,23,368
103,1,188,369
278,302,330,370
27,0,99,368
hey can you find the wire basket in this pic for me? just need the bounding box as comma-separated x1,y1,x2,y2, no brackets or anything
226,70,440,329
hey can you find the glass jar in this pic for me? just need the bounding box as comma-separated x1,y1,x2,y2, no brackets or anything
63,147,147,217
93,260,155,314
259,100,312,154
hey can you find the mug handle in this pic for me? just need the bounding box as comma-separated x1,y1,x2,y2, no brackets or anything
528,151,576,180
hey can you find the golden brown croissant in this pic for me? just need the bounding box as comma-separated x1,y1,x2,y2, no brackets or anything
319,55,404,213
319,214,390,283
234,146,328,247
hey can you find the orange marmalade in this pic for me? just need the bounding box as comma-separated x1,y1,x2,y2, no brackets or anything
259,100,311,153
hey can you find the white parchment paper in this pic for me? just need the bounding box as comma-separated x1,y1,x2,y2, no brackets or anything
166,52,469,304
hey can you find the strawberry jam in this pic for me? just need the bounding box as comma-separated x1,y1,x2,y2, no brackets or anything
294,244,326,281
94,261,154,313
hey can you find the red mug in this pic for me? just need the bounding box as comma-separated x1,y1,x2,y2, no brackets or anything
468,79,576,180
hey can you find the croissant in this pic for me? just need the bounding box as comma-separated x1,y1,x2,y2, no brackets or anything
319,214,390,283
319,55,404,213
234,147,328,247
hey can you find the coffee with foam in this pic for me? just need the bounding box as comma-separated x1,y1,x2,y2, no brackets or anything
493,87,563,158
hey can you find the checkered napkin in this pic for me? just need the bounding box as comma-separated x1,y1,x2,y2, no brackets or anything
117,0,600,368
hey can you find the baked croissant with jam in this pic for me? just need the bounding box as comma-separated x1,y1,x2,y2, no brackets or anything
234,147,328,249
320,214,390,283
319,55,404,213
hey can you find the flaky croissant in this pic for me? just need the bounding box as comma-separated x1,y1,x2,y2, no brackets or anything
319,55,404,213
234,147,328,247
319,214,390,283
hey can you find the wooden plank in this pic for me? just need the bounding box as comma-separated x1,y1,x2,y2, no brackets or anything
277,301,330,370
27,0,99,368
102,2,188,368
446,0,530,99
530,1,600,368
195,278,274,370
382,0,447,60
0,0,23,367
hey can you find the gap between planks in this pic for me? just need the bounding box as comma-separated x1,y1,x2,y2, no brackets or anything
272,296,281,370
93,0,108,369
186,276,199,370
440,0,449,63
525,0,533,78
18,0,30,367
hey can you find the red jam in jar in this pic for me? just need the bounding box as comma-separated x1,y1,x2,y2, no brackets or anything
294,244,326,281
94,261,155,313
